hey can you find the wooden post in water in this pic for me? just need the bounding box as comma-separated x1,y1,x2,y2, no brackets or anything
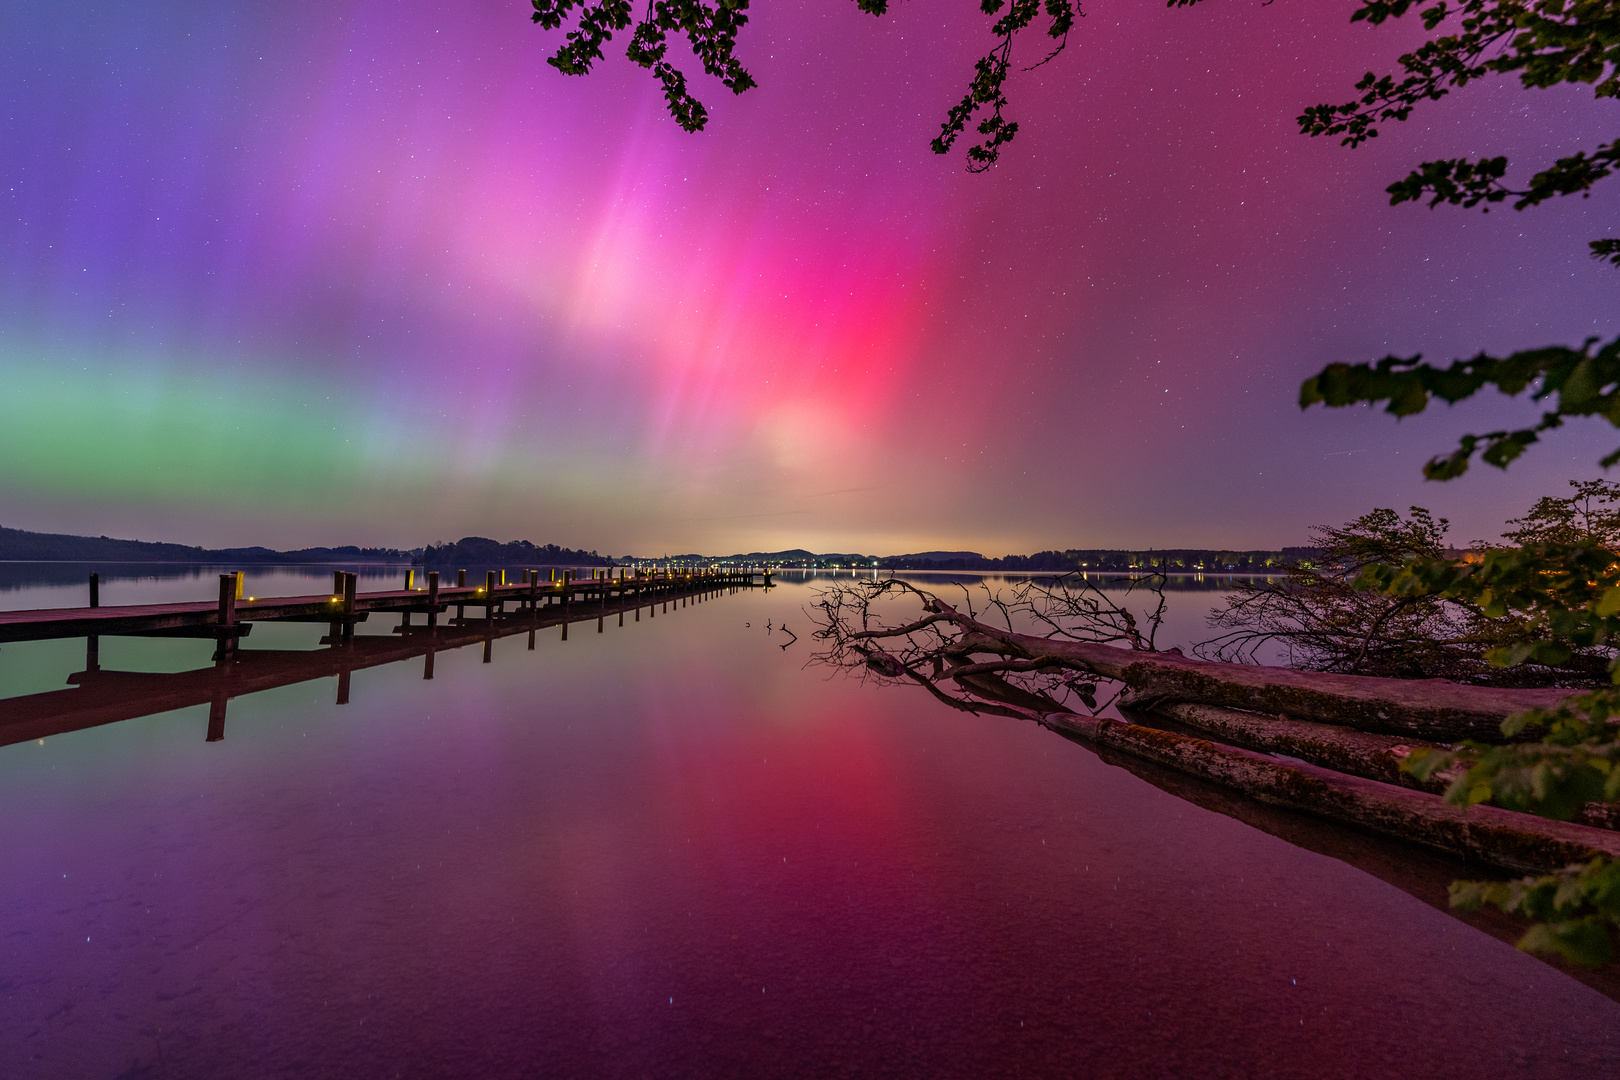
457,569,467,621
423,646,435,680
597,615,603,633
336,665,351,705
88,572,99,608
86,634,99,672
485,570,498,619
427,571,439,629
404,568,415,591
483,635,493,664
343,572,357,639
217,573,238,660
528,627,536,651
234,571,244,601
330,569,344,640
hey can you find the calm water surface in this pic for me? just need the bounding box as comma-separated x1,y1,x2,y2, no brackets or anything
0,565,1615,1078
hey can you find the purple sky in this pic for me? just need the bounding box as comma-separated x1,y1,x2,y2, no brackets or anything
0,0,1615,555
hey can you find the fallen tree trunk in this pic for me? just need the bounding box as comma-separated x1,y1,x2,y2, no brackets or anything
1038,711,1620,874
1124,700,1449,794
940,621,1572,742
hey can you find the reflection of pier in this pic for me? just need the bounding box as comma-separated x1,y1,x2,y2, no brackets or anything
0,573,758,748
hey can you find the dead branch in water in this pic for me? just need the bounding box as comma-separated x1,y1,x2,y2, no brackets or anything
811,577,1573,743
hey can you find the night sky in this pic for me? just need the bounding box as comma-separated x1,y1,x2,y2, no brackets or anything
1,0,1615,555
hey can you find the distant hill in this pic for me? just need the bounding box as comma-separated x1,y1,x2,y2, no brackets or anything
0,526,411,564
419,537,612,568
720,549,874,564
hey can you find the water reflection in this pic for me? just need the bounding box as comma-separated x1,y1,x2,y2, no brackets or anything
1,569,1615,1078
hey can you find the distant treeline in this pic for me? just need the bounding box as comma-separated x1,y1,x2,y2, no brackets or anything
0,526,411,564
880,549,1292,572
418,537,613,568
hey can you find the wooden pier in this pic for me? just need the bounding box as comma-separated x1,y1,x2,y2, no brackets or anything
0,567,769,746
0,566,770,646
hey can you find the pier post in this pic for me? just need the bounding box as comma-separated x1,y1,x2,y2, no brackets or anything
217,573,239,660
427,571,439,629
340,572,357,640
330,568,343,639
86,634,99,672
457,569,466,622
404,568,415,591
336,665,351,705
88,572,99,608
424,645,436,680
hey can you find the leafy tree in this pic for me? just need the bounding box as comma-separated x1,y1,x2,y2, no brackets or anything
1198,503,1615,685
1499,478,1620,546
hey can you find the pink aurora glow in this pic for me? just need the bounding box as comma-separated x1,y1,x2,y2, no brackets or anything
0,0,1614,553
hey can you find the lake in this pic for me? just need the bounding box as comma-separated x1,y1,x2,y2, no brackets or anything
1,564,1615,1078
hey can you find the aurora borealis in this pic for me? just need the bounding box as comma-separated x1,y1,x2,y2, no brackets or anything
1,0,1615,555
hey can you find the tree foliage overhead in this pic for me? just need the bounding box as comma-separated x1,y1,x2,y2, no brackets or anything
1299,1,1619,216
1299,335,1620,478
1294,0,1619,476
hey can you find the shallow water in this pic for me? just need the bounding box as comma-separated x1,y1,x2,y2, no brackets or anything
0,566,1615,1078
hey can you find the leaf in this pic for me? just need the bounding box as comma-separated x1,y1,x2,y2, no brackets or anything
1519,918,1614,967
